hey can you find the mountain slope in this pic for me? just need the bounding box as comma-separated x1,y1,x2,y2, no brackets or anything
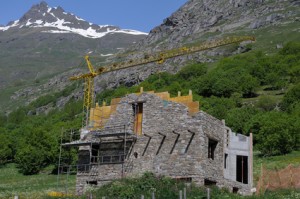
0,1,146,38
0,1,146,89
137,0,299,50
92,0,300,94
3,0,300,112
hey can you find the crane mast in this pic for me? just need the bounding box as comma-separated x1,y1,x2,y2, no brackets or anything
70,36,255,128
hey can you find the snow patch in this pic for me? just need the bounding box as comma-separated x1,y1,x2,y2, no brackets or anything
116,29,148,35
47,8,52,13
26,20,32,26
42,30,71,34
0,20,20,31
99,25,110,28
75,16,85,21
35,20,43,25
100,53,113,57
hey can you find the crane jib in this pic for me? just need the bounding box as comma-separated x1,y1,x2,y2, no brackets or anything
70,35,255,128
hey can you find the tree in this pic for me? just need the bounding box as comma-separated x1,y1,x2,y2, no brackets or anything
246,112,295,156
239,74,259,97
281,83,300,111
15,128,57,175
167,82,182,97
177,63,207,81
15,145,45,175
203,97,237,120
0,130,12,164
225,107,259,134
0,114,7,127
279,42,300,56
7,108,26,124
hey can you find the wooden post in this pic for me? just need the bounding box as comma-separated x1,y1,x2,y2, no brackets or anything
290,164,294,187
152,192,155,199
260,163,263,194
184,187,186,199
179,190,183,199
14,196,18,199
249,132,254,188
207,188,210,199
141,195,144,199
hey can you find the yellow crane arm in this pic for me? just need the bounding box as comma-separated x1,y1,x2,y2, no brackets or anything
70,36,255,81
85,55,97,75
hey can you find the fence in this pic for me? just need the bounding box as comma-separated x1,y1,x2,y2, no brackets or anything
256,164,300,194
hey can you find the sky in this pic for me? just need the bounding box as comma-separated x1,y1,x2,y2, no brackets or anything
0,0,188,32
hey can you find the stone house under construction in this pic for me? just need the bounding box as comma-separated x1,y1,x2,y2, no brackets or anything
62,88,254,195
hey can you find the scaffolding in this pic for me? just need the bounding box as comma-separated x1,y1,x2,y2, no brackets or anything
57,123,136,195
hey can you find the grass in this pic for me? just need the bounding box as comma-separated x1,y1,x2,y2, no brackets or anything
0,164,76,199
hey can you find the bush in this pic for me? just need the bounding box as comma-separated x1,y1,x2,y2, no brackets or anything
280,83,300,111
15,128,57,175
256,95,277,111
246,112,296,156
225,107,259,134
0,131,12,164
15,145,45,175
177,63,207,80
202,97,237,120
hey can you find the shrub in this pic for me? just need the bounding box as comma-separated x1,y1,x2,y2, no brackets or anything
246,111,296,156
281,83,300,112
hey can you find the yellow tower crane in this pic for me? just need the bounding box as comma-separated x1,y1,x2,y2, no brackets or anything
70,36,255,128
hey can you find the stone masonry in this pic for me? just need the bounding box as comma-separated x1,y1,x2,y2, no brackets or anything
71,89,253,195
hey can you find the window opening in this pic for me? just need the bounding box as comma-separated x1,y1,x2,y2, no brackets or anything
86,180,98,186
233,187,239,193
204,179,217,186
91,144,100,164
133,103,143,135
102,156,111,163
208,138,218,160
236,155,248,184
224,153,228,168
86,181,97,185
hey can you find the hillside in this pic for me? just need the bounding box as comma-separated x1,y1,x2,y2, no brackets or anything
3,0,299,114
